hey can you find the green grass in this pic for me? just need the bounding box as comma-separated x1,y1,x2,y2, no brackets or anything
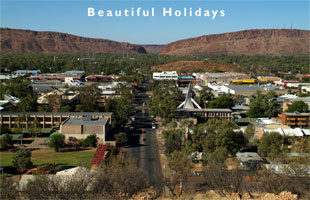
0,151,95,168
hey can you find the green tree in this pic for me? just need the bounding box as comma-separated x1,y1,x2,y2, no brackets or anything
17,95,37,112
257,132,288,158
286,101,308,113
48,134,66,152
76,84,101,112
208,94,233,108
81,134,98,147
163,129,183,155
194,87,214,108
0,134,13,150
12,149,33,174
247,91,279,118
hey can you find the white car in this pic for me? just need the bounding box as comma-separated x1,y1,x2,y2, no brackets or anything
152,124,156,129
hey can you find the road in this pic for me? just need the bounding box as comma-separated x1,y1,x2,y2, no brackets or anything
125,88,163,192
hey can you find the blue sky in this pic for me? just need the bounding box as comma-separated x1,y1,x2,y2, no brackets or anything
1,0,309,44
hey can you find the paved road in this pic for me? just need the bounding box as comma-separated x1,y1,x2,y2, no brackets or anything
125,91,163,192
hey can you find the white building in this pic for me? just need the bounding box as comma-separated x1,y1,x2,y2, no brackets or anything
153,71,178,81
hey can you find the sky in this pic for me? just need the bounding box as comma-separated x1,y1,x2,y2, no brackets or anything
1,0,309,44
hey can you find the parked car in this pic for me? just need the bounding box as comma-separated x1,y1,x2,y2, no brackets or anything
152,124,156,129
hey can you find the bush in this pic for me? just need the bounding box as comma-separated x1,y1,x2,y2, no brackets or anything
48,134,65,152
81,134,97,147
0,133,13,150
12,149,33,173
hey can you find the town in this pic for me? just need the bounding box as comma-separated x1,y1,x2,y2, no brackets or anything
0,52,309,199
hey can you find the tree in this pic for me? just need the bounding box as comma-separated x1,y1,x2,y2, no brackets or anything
48,134,65,152
204,161,244,196
194,87,214,108
286,101,308,113
208,94,233,108
167,151,192,196
0,134,13,150
257,132,289,159
81,134,98,147
162,129,183,155
17,95,37,112
199,120,247,163
46,91,62,112
76,84,102,112
244,123,256,142
247,91,279,118
12,149,33,174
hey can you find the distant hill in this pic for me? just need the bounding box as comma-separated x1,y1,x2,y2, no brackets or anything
151,61,238,73
0,28,146,54
140,45,164,54
160,29,310,56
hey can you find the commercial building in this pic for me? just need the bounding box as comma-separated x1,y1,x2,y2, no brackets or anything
153,71,178,81
278,112,310,128
60,117,111,144
0,112,112,129
257,76,282,83
226,85,287,96
195,72,251,84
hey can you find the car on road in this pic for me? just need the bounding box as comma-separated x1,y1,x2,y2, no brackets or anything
152,124,156,129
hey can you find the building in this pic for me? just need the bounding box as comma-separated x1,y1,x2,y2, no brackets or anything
258,127,310,139
60,117,111,144
153,71,178,81
14,70,40,76
278,94,310,111
231,79,256,84
224,85,287,96
37,89,79,105
29,73,83,81
175,84,232,120
258,76,282,83
64,70,85,76
300,83,310,93
278,112,310,128
195,72,251,84
0,112,112,129
4,94,20,105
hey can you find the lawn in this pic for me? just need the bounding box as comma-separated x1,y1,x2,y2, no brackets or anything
0,150,96,168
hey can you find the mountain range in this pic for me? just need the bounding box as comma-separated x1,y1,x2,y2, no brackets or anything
1,28,309,56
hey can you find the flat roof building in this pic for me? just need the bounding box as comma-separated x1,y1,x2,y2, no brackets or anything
60,117,111,144
153,71,178,81
278,112,310,128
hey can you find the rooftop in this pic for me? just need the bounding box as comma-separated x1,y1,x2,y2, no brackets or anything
227,85,280,92
63,117,108,126
0,112,112,117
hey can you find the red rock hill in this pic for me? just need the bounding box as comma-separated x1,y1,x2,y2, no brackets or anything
160,29,310,56
0,28,146,54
